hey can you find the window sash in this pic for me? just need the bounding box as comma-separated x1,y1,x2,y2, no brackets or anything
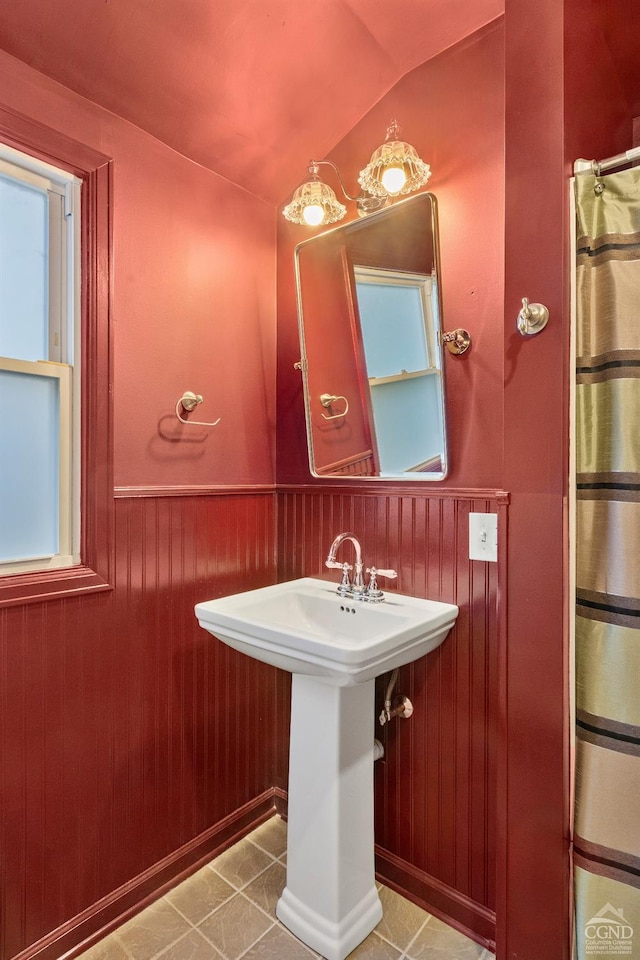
0,356,74,574
0,145,80,576
0,153,73,366
354,267,439,374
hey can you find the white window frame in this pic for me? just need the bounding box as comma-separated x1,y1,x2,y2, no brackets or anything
0,144,82,576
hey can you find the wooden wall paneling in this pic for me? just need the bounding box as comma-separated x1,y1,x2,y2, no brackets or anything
0,491,277,960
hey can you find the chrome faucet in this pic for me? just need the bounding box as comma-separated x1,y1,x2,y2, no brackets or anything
325,532,398,601
325,531,365,596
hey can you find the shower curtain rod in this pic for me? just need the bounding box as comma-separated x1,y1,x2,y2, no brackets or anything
574,146,640,176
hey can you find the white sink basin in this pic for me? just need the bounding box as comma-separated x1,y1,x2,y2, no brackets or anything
195,576,458,685
195,576,458,960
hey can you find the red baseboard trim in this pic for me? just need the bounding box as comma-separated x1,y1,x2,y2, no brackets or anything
13,790,279,960
273,786,288,819
375,846,496,952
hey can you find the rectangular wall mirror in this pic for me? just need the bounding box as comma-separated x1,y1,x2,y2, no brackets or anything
295,192,447,480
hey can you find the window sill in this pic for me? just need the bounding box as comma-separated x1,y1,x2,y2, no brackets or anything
0,564,112,608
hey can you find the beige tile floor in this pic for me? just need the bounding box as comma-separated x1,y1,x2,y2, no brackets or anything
78,817,495,960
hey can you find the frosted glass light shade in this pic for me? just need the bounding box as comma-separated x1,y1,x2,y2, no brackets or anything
283,178,346,226
358,121,431,198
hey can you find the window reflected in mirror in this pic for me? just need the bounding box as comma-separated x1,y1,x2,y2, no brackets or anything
354,266,444,475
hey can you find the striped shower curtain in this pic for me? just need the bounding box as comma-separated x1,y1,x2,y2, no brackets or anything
574,167,640,959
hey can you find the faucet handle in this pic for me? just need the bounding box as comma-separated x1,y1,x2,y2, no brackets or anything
326,559,353,597
368,567,397,580
364,566,397,601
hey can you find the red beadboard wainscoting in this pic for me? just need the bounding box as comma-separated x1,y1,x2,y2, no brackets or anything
0,483,506,958
0,489,280,960
275,485,507,951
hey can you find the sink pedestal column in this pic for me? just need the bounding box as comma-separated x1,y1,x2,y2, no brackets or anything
276,675,382,960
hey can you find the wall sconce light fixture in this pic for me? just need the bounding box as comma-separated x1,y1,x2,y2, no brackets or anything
283,120,431,227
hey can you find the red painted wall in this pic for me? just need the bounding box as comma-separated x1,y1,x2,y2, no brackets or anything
499,2,631,958
277,20,505,489
500,3,570,953
0,48,279,960
0,48,276,488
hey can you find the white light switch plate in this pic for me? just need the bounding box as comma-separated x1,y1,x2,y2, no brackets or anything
469,513,498,562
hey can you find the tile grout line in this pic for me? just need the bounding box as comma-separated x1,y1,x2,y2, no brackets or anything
168,884,282,940
112,932,137,960
208,842,281,892
245,834,287,861
161,889,231,931
235,890,287,929
221,919,278,960
116,899,202,960
208,859,276,895
164,871,241,927
184,888,281,960
142,834,287,952
242,921,321,960
151,925,215,960
393,915,431,960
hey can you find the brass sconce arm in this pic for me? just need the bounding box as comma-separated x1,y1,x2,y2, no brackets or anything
309,160,385,215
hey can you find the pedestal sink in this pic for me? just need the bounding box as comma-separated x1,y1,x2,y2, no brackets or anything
195,577,458,960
